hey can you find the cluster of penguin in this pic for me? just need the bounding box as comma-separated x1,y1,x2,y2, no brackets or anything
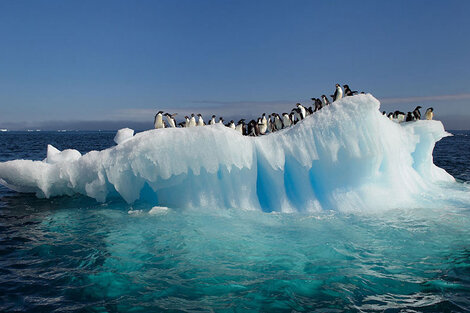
383,106,434,123
154,84,359,136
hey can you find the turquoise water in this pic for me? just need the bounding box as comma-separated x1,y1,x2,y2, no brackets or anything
1,131,470,312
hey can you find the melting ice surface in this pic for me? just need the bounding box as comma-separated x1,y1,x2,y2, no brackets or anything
0,94,468,212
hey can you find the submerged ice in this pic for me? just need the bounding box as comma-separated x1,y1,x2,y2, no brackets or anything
0,94,463,212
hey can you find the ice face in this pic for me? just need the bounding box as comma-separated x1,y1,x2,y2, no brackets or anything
0,94,464,212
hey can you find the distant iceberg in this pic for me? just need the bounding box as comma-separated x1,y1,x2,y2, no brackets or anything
0,94,465,212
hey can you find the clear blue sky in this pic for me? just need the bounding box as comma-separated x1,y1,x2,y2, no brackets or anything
1,0,469,130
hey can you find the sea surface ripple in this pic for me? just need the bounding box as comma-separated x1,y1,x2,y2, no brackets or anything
0,130,469,312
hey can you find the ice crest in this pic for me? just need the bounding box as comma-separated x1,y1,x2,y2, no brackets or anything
0,94,463,212
114,128,134,145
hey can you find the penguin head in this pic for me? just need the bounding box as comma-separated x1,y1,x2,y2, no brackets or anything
415,106,422,110
197,113,202,117
157,111,164,114
335,83,340,87
212,115,216,118
343,84,349,89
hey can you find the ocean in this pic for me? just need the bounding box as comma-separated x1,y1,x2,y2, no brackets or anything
0,130,469,312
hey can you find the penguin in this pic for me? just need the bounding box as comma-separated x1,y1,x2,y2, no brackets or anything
267,115,273,133
289,113,296,126
258,118,267,135
312,98,321,112
343,84,358,96
273,113,283,131
321,95,330,107
393,111,406,123
247,120,259,136
261,113,268,129
235,119,245,135
197,114,205,126
330,84,343,102
412,106,422,120
209,115,216,125
261,114,268,132
164,113,177,128
291,108,302,124
296,103,306,119
188,113,197,127
405,112,413,122
307,106,314,115
387,112,393,120
184,116,190,127
382,111,386,116
227,120,236,129
425,107,434,120
218,117,224,124
282,113,292,128
154,111,165,129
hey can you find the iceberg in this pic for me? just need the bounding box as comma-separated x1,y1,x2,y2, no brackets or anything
0,94,464,212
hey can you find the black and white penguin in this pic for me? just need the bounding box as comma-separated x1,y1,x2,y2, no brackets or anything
291,108,302,124
425,107,434,120
330,84,343,102
261,114,268,132
218,117,224,124
261,113,268,128
235,119,245,135
282,113,292,128
266,115,273,132
307,106,314,115
197,114,205,126
343,84,358,96
412,106,422,120
247,120,259,136
154,111,165,129
321,95,330,107
183,116,190,127
164,113,177,128
296,103,306,119
312,98,322,112
258,118,267,135
273,113,283,131
406,112,414,122
289,113,296,126
393,111,406,123
227,120,235,130
209,115,216,125
188,113,197,127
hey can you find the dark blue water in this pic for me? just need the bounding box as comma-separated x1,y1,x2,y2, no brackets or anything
1,130,470,312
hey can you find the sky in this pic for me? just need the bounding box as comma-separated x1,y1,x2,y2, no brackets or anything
0,0,469,130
